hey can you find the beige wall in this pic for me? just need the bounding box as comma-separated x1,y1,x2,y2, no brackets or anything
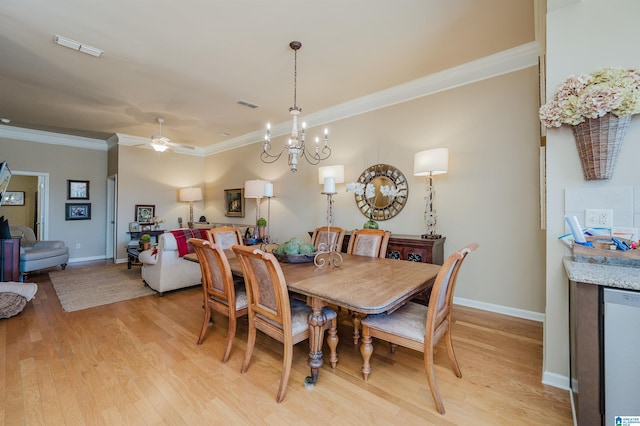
205,66,545,315
0,137,108,259
544,0,640,384
114,144,205,259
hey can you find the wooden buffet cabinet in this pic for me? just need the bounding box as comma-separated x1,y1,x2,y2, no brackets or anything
341,233,445,265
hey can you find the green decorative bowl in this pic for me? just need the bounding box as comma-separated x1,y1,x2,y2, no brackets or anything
273,252,317,264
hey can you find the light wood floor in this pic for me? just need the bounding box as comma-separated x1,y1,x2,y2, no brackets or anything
1,261,572,425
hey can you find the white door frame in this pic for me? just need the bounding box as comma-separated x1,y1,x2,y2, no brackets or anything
107,174,118,262
12,170,49,240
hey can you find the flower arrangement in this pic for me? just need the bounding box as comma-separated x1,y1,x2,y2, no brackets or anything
539,67,640,128
346,182,402,227
152,216,163,225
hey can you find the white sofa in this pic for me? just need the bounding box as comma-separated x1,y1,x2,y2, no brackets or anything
138,232,202,295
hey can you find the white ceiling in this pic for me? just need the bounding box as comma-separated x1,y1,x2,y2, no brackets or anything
0,0,535,152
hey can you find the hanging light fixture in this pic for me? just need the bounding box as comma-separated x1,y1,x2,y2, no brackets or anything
261,41,331,173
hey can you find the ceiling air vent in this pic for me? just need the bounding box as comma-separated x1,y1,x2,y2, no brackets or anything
237,100,259,109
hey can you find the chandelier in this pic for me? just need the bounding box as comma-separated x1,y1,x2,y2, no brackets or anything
261,41,331,173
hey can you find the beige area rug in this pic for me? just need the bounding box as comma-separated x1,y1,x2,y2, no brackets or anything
49,263,155,312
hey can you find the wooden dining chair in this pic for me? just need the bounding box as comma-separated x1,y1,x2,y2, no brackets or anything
206,226,244,249
231,244,338,403
310,226,346,252
359,243,479,414
346,228,390,258
345,228,391,344
188,238,248,363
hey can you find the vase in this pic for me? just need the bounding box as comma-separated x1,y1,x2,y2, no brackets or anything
363,219,379,229
571,113,630,180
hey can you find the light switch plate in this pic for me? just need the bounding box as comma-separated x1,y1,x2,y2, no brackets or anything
585,209,614,228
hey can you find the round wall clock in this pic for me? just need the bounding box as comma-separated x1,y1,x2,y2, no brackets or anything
353,163,408,221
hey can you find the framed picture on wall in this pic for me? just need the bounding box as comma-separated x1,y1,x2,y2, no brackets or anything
224,188,244,217
68,180,90,200
65,203,91,220
135,204,155,224
2,191,24,206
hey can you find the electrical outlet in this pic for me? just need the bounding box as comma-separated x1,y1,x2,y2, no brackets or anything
76,243,81,249
585,209,614,228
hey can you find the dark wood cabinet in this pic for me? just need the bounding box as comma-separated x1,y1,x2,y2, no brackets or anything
341,233,445,265
569,280,603,426
1,237,20,282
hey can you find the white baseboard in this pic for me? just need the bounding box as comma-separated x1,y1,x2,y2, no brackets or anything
542,371,570,390
68,255,107,263
454,296,545,322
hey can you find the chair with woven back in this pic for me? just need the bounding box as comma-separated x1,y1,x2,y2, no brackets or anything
310,225,346,252
346,228,390,258
345,228,391,344
188,238,248,363
206,226,244,250
231,244,339,403
359,243,479,414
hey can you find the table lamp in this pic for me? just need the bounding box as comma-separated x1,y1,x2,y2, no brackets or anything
178,187,203,228
413,148,448,239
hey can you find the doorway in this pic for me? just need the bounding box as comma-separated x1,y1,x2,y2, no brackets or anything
0,171,49,239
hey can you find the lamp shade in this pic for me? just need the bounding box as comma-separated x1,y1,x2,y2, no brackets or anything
244,179,271,198
318,165,345,184
178,187,203,202
413,148,449,176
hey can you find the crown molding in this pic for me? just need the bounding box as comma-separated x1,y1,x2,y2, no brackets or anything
207,41,542,155
0,125,108,150
1,41,541,156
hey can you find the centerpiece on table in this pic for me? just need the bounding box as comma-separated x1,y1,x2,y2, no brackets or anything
539,67,640,180
273,237,316,263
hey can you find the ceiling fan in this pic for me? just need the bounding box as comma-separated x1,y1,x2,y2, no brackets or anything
141,117,196,152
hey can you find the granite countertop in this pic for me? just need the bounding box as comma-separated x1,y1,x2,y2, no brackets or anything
563,256,640,291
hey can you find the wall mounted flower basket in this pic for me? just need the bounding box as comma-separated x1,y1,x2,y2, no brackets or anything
571,113,630,180
539,67,640,181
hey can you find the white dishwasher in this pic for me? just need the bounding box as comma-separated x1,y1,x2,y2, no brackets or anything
604,287,640,425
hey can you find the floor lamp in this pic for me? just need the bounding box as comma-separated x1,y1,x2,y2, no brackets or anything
179,187,203,228
413,148,448,239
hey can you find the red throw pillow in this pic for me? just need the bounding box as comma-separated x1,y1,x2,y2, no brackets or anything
170,229,195,257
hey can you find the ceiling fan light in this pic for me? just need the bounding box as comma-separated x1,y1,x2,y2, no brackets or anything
151,142,169,152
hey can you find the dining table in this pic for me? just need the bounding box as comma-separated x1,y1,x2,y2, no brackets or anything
185,249,441,386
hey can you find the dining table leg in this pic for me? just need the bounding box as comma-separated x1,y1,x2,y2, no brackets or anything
304,296,335,386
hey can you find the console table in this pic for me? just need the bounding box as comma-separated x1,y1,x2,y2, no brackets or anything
127,229,165,242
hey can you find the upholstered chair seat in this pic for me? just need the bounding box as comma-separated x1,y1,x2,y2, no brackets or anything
360,243,479,415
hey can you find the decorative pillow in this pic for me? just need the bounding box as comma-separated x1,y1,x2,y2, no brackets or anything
0,216,11,240
0,293,27,319
170,229,196,257
192,228,211,240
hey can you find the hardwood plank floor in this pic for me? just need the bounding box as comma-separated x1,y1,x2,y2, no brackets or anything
1,261,572,425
